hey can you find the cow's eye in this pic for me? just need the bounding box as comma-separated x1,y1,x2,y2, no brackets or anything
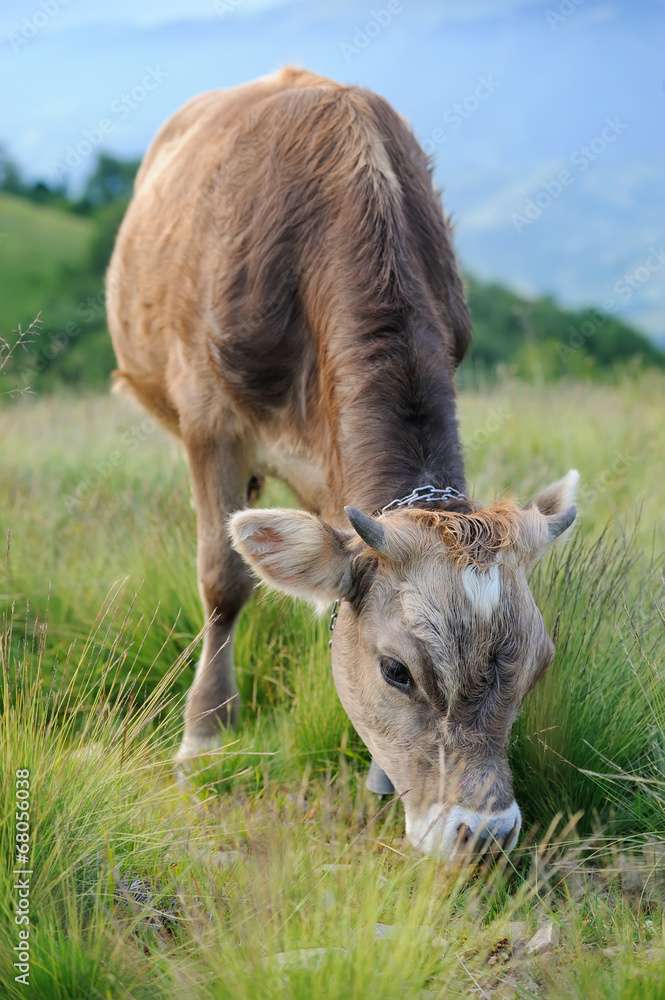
380,656,412,692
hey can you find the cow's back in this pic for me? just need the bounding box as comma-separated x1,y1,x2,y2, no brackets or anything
107,67,469,435
107,67,335,424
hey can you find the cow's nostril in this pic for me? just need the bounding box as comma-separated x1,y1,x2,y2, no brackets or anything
455,822,480,847
500,819,520,850
454,821,493,858
456,822,471,844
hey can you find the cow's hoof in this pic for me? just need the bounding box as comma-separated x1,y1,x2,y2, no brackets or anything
174,736,221,767
365,759,395,796
173,737,224,790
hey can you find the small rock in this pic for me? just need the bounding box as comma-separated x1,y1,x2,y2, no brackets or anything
320,890,335,911
508,921,530,955
618,853,665,903
69,742,106,762
212,850,241,867
317,863,354,874
487,937,511,967
642,837,665,868
526,922,560,954
267,948,346,971
186,847,242,868
373,923,435,941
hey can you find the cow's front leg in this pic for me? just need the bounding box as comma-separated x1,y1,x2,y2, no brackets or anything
175,426,259,764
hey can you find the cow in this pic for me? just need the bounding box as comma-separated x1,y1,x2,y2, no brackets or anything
107,67,577,861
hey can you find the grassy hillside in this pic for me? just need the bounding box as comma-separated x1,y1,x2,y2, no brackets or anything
0,192,93,332
1,378,664,997
0,192,114,392
0,186,662,397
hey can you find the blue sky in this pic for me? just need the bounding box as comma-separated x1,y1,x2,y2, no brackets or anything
2,0,663,341
0,0,548,34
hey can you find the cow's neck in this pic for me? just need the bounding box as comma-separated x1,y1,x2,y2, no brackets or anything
330,314,467,514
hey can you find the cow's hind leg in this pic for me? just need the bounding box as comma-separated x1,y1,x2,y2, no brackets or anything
176,424,259,764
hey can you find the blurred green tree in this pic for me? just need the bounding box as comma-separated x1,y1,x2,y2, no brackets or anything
78,154,141,211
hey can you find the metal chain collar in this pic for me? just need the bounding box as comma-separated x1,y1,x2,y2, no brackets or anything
379,484,466,515
328,598,340,648
328,484,466,646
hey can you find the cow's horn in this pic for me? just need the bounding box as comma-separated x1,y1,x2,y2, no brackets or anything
344,506,386,552
546,504,577,542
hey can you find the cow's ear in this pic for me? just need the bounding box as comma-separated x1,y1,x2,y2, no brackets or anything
526,469,579,517
228,508,353,610
524,469,578,546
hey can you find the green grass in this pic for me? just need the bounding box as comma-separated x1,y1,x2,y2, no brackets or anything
1,374,664,997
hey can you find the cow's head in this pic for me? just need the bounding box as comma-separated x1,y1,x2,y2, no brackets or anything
229,471,578,861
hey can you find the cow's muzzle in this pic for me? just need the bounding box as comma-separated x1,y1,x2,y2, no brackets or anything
405,801,522,861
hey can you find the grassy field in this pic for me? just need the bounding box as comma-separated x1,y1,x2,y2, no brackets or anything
1,374,664,999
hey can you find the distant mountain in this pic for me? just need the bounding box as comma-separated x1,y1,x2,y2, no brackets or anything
1,0,663,341
464,274,664,379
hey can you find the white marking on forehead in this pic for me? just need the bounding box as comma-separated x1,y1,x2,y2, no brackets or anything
461,563,501,619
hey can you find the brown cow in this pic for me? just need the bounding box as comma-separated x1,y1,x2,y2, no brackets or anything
107,67,577,860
